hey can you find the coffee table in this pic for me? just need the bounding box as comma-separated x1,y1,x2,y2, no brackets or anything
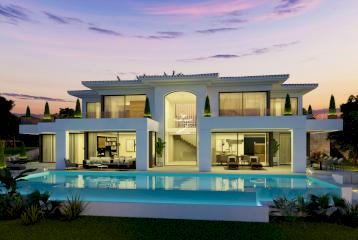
97,165,108,170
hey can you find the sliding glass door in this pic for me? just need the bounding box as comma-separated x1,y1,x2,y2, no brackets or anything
212,133,268,165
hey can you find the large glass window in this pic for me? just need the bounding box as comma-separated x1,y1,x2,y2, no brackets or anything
87,132,136,159
270,98,298,116
103,95,146,118
40,134,56,163
86,102,101,119
69,133,84,164
219,92,267,116
212,133,268,166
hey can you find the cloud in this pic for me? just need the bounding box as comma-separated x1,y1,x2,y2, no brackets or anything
0,4,31,24
196,27,238,34
1,92,72,102
180,41,300,61
88,26,122,36
264,0,322,20
143,0,258,17
43,11,83,24
211,54,239,58
221,18,248,24
136,31,183,40
219,0,322,26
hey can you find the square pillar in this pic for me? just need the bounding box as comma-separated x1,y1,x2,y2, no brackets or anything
136,130,149,171
291,128,307,173
198,129,212,172
55,131,68,170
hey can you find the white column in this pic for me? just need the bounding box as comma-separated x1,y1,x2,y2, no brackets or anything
82,99,87,118
291,128,307,173
297,96,303,115
136,130,149,171
55,130,68,170
198,129,212,172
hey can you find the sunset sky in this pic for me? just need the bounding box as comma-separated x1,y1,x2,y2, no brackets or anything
1,0,357,115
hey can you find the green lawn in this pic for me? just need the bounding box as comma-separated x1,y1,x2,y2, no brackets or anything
1,217,358,240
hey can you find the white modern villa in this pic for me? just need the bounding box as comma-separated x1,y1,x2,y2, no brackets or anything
20,72,343,173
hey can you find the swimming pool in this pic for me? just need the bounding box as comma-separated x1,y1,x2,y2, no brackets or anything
14,171,340,207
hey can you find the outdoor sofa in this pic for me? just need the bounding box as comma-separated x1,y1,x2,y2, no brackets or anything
83,156,136,169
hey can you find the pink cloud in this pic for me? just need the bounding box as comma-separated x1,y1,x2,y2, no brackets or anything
143,0,263,16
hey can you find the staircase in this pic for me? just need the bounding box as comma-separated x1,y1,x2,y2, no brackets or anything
174,135,197,148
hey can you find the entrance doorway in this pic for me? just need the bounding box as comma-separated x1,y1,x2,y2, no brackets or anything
164,92,197,166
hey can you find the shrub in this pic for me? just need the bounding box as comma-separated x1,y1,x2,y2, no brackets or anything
155,138,166,158
61,195,86,221
19,142,27,160
271,194,358,226
21,204,43,225
3,193,23,219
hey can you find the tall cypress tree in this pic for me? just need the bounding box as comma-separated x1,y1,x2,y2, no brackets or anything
43,101,51,120
74,99,82,118
284,94,292,116
144,97,151,118
25,106,31,117
329,95,337,117
308,105,313,115
204,95,211,117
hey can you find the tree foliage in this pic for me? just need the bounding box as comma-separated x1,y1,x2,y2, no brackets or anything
0,168,36,194
155,138,166,158
0,96,19,139
329,95,358,163
59,108,75,119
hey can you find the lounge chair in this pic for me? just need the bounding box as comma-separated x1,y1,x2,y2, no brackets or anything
227,156,239,170
64,159,79,169
333,158,344,170
322,157,334,170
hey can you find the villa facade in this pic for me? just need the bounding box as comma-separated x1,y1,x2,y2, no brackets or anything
20,73,343,173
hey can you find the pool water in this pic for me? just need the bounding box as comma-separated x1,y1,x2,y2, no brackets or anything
14,171,340,206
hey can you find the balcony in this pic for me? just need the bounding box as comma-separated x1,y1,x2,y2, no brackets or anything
85,111,145,119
